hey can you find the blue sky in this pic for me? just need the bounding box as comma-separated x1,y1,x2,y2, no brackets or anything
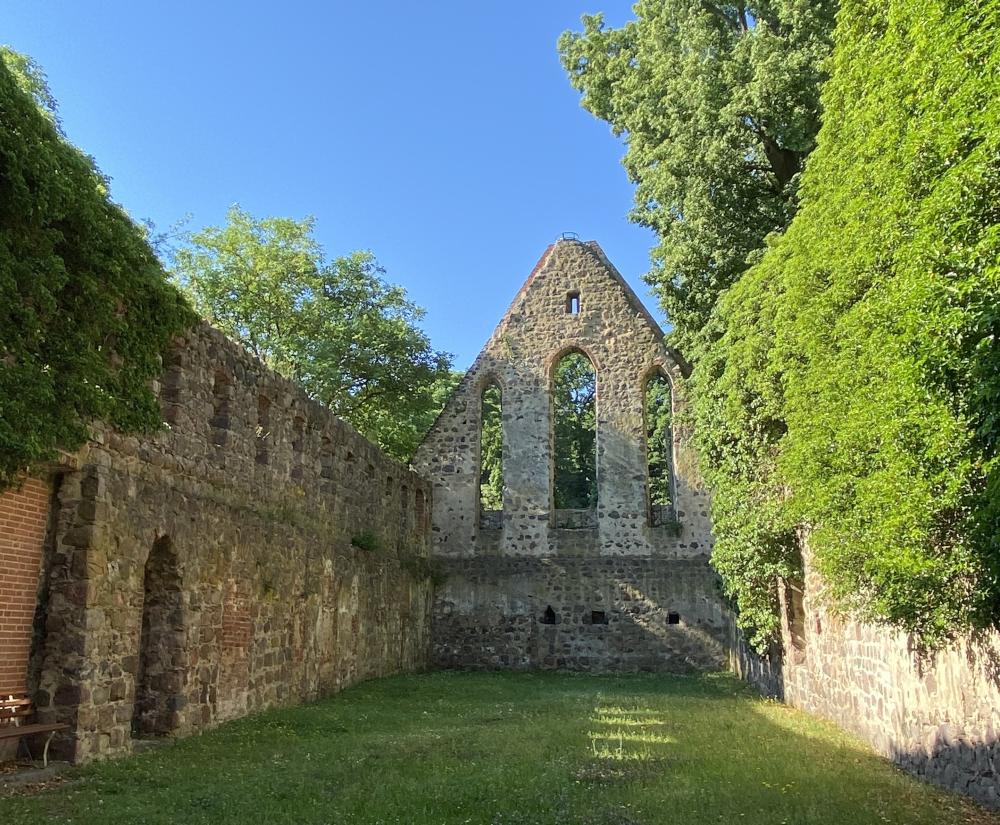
5,1,659,369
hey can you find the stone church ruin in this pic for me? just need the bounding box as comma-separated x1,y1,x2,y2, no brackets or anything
412,239,726,671
0,237,997,808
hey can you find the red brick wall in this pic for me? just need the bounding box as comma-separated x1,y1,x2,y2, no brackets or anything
0,477,50,695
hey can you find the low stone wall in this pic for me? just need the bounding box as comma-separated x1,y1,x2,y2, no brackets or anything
732,560,1000,810
434,556,728,672
30,324,434,763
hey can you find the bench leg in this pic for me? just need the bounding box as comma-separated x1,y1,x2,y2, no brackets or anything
43,731,55,768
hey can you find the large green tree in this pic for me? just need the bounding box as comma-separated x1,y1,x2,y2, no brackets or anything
694,0,1000,650
0,48,192,487
559,1,836,357
172,206,452,460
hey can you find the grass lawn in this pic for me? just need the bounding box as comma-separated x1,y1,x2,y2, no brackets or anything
2,671,996,825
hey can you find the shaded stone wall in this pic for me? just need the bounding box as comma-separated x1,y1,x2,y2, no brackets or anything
413,239,727,672
732,551,1000,809
31,324,434,762
435,557,726,671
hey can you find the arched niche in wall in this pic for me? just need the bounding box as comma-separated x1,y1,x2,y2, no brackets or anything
478,378,504,530
643,368,676,527
550,349,598,528
132,535,185,739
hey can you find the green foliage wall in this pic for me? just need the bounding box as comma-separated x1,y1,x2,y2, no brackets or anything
0,51,193,487
695,0,1000,650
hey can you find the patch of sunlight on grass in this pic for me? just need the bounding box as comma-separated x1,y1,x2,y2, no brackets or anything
594,714,668,727
588,729,676,744
590,743,657,761
595,706,665,716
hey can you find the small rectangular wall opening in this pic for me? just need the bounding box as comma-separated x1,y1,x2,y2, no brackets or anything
210,369,233,447
591,610,608,625
783,578,807,660
566,291,581,314
291,416,306,481
541,605,557,625
667,611,681,625
255,395,271,465
320,438,335,481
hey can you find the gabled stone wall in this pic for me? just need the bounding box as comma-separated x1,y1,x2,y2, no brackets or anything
31,323,433,762
413,239,728,671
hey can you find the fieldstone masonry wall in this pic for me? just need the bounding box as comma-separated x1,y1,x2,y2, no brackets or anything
413,239,728,671
733,549,1000,809
29,323,433,762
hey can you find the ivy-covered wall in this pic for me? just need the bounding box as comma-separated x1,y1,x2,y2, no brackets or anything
0,52,192,488
694,0,1000,651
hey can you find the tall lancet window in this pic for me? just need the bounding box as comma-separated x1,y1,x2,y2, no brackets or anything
479,381,504,529
645,371,675,525
552,351,597,526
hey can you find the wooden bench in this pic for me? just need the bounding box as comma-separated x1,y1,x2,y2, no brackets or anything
0,693,68,767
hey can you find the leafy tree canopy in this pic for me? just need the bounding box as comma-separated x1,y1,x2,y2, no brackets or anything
694,0,1000,650
172,206,453,460
0,48,193,487
559,1,836,357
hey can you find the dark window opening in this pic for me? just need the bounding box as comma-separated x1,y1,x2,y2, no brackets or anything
160,355,184,426
320,437,335,485
667,611,681,625
784,578,807,657
541,605,557,625
479,382,504,529
553,352,597,523
415,489,426,528
255,395,271,465
645,372,675,526
566,291,581,315
210,369,232,447
591,610,608,625
291,416,306,481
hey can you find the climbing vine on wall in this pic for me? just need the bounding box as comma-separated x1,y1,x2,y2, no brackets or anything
0,50,194,487
693,0,1000,651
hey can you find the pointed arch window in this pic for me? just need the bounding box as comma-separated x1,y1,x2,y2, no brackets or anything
479,381,504,529
645,371,675,526
552,351,597,527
